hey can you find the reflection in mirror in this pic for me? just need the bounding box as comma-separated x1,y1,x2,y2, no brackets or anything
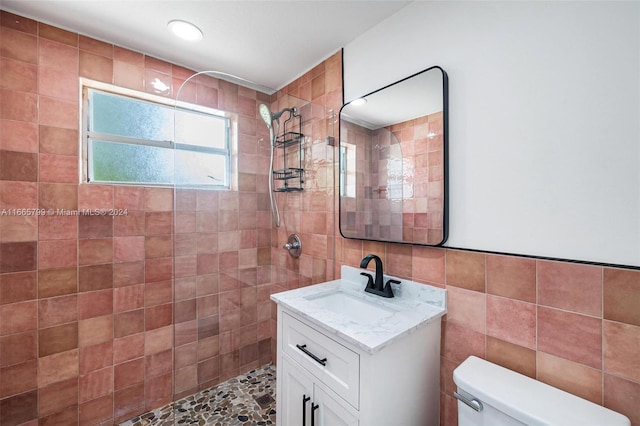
339,66,448,245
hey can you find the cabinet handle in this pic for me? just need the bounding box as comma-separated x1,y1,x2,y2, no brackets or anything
311,402,319,426
302,394,311,425
296,344,327,366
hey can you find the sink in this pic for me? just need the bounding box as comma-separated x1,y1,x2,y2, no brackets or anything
271,265,447,353
305,290,397,324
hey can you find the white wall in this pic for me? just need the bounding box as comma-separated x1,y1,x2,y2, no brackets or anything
344,1,640,267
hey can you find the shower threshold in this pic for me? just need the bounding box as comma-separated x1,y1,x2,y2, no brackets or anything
119,363,276,425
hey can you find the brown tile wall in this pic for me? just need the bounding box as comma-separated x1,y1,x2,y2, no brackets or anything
0,11,273,424
270,53,342,287
276,54,640,426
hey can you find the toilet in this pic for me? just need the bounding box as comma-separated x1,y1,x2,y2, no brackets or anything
453,356,630,426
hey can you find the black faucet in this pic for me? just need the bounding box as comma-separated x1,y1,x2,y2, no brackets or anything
359,254,399,298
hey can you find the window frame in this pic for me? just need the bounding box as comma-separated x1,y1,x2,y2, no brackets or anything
80,78,232,189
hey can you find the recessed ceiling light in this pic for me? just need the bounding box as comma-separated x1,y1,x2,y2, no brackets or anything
350,98,367,106
168,20,203,42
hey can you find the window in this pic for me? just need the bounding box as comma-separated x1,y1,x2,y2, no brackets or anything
83,82,230,188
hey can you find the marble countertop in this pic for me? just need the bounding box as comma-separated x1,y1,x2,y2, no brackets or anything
271,265,447,354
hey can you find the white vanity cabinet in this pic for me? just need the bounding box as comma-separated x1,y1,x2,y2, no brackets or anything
272,266,447,426
275,308,442,426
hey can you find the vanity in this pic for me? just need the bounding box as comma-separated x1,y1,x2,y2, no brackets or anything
271,265,447,426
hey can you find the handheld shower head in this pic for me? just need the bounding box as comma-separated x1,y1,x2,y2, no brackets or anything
258,103,282,228
260,105,296,127
259,104,273,129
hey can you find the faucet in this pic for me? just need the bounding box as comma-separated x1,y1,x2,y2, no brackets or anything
359,254,398,298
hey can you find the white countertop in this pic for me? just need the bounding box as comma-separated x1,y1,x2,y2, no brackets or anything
271,265,447,354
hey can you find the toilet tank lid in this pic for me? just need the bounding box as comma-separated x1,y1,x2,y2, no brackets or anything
453,356,630,426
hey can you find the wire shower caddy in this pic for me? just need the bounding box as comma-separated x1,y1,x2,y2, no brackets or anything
273,109,304,192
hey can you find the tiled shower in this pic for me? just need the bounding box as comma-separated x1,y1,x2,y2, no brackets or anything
0,11,337,424
0,9,638,426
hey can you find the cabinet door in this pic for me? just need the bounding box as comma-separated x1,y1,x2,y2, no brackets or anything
313,383,359,426
280,357,315,426
281,313,360,408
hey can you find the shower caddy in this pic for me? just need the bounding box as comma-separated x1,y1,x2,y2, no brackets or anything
273,110,304,192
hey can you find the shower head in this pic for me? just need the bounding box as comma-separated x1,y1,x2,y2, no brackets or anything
259,105,297,128
259,104,273,129
272,107,296,121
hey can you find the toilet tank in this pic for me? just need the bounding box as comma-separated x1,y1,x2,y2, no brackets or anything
453,356,630,426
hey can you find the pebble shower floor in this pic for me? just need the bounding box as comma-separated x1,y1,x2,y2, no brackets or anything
119,364,276,426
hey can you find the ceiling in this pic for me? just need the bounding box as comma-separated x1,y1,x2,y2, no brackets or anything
2,0,410,93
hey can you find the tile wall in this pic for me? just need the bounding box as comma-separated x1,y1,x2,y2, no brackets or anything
270,52,342,291
0,11,273,424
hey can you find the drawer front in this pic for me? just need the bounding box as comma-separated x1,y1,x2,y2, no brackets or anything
281,312,360,409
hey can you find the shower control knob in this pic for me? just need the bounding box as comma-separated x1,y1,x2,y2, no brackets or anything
283,234,302,258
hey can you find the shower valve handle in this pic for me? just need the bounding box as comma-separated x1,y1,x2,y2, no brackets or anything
283,234,302,258
283,241,300,250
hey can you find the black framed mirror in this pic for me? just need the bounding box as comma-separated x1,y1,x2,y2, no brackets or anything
339,66,448,245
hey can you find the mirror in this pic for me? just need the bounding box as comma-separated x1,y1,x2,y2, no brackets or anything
339,66,448,245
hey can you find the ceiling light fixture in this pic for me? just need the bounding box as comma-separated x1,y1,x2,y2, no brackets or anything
168,20,203,42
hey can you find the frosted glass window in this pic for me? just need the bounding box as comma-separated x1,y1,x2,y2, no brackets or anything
84,87,230,188
91,91,174,142
90,141,174,184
